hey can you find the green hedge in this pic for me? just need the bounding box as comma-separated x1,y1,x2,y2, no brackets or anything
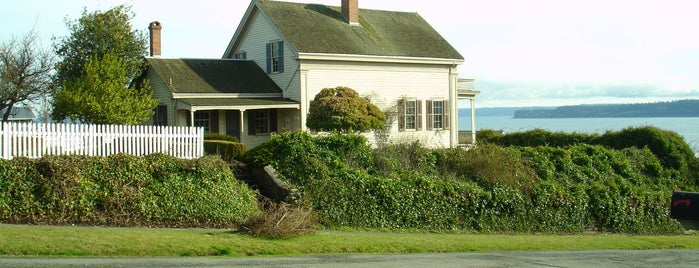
242,131,688,233
204,140,247,161
479,126,699,189
204,133,239,142
0,154,260,227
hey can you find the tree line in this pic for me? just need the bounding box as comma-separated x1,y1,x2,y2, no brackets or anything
514,99,699,118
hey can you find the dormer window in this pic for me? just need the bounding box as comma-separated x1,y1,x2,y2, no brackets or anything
233,51,247,59
266,41,284,74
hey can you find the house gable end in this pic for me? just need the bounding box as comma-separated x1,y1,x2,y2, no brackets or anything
223,0,299,59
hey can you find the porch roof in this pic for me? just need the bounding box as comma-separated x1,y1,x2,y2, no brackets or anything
176,98,300,111
145,58,282,94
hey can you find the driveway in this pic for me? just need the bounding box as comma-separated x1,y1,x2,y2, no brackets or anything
1,250,696,267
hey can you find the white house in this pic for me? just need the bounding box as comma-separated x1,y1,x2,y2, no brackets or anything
144,0,478,148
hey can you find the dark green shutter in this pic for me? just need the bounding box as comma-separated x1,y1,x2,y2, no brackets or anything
270,109,278,133
265,43,271,74
248,110,255,135
210,111,219,133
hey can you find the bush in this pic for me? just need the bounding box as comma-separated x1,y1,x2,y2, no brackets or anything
204,140,247,161
598,126,698,188
241,199,316,238
239,131,689,233
0,154,260,227
204,133,239,142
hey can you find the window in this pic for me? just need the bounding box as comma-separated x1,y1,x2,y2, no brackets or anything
233,51,247,59
266,41,284,74
153,105,167,126
255,110,269,134
399,99,422,131
193,111,210,132
426,100,450,130
248,109,277,135
433,101,444,129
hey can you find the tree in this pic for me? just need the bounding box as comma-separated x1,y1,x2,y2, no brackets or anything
0,28,54,122
52,54,156,124
306,86,386,132
51,5,156,124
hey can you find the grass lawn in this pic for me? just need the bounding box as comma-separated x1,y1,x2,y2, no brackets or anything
1,224,697,257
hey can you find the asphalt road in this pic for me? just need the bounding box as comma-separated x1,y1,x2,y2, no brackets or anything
1,250,697,268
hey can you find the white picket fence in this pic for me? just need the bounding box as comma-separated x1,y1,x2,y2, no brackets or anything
0,122,204,159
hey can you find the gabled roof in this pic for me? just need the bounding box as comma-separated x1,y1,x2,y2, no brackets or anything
228,0,463,60
145,58,282,94
0,107,36,121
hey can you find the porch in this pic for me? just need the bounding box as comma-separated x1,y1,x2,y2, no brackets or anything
457,78,480,145
174,98,300,148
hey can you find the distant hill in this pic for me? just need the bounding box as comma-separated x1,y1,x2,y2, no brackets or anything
459,106,555,117
512,99,699,118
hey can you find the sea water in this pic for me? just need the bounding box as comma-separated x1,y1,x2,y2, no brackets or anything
459,115,699,152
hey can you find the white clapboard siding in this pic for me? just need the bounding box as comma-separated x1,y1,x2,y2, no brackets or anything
0,122,204,159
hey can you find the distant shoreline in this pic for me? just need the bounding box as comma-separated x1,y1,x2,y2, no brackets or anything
514,99,699,118
494,99,699,119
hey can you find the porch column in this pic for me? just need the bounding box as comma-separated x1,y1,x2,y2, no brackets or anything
449,69,458,147
299,68,309,131
470,97,477,144
239,109,246,142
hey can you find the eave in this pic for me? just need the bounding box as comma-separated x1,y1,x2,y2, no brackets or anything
297,52,465,66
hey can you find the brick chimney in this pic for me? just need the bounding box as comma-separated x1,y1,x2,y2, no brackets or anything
341,0,359,26
148,21,162,57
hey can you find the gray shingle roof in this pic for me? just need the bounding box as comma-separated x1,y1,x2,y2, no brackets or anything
257,0,463,59
145,58,282,94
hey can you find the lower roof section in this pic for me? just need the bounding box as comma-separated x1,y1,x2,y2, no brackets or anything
176,98,300,112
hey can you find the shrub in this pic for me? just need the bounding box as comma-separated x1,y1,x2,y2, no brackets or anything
370,141,437,176
204,133,239,142
239,130,689,234
0,154,260,227
204,140,247,161
598,126,698,188
475,129,504,144
241,199,316,238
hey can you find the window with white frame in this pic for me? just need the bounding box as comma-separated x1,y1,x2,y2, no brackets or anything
266,41,284,73
405,100,417,130
426,100,449,130
398,99,422,131
233,51,247,59
433,100,444,129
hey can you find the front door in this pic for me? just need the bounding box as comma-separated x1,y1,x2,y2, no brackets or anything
225,110,241,141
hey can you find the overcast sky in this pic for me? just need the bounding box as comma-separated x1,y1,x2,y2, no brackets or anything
2,0,698,107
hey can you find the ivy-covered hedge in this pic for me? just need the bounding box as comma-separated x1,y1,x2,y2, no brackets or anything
204,140,247,161
0,154,260,227
479,126,699,188
242,131,691,233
